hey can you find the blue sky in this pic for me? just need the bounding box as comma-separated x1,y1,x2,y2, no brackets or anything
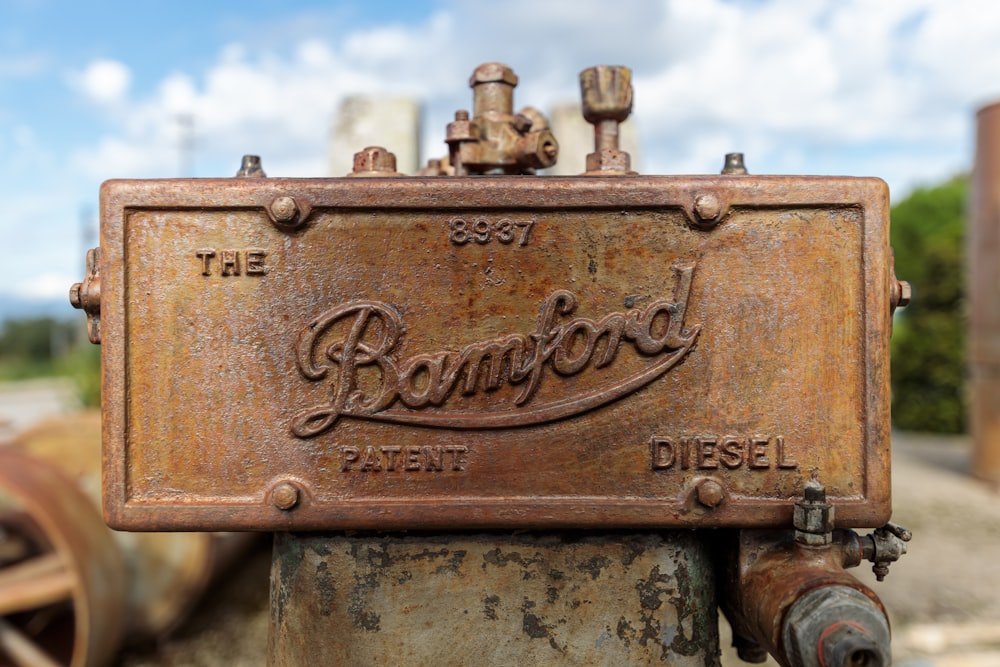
1,0,998,305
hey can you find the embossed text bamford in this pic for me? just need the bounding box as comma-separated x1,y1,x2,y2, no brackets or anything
291,263,700,437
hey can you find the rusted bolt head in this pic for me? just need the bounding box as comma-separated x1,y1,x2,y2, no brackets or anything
270,196,299,224
69,283,83,309
695,479,725,508
896,280,912,309
352,146,398,175
271,482,301,511
693,194,722,222
470,62,518,87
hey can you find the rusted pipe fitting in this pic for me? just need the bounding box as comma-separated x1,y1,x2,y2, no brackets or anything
517,129,559,170
782,586,890,667
718,530,891,667
348,146,403,177
446,63,558,175
580,65,636,175
470,62,518,118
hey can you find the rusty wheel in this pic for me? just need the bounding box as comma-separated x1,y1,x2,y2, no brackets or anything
0,448,127,667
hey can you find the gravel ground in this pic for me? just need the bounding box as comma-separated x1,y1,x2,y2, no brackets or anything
113,432,1000,666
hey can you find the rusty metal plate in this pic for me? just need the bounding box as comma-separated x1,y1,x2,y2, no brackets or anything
98,176,891,531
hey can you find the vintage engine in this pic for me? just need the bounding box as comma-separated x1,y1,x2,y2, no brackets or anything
71,64,910,666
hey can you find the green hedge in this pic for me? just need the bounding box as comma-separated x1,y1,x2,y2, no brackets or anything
889,176,967,433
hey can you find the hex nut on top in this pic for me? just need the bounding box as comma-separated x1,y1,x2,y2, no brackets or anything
349,146,402,177
470,62,518,87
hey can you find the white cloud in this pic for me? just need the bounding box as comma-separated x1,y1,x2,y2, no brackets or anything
0,188,83,303
74,58,132,105
66,1,1000,192
69,13,463,181
6,0,1000,305
14,272,76,300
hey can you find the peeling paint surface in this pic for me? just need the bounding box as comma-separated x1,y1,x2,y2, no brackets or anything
270,532,720,665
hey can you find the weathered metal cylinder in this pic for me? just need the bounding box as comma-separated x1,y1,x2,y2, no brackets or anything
971,101,1000,484
268,532,720,666
782,586,890,667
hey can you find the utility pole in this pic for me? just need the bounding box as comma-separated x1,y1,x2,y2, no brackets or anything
971,102,1000,486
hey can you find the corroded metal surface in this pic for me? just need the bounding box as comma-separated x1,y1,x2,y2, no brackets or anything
717,529,890,667
96,174,892,532
268,532,719,666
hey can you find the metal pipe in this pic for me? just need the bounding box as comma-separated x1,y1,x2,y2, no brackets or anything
718,530,891,667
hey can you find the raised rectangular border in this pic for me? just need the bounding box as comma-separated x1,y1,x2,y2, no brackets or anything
99,175,891,531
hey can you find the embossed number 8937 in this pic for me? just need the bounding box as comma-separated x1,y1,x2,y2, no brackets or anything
448,217,535,246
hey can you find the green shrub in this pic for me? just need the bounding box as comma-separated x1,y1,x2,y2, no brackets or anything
0,317,100,407
889,176,967,432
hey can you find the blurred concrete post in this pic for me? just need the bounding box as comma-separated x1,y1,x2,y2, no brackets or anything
269,532,719,665
970,101,1000,485
329,96,421,176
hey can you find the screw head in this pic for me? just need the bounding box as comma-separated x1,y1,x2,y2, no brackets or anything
696,479,725,508
693,194,722,222
270,196,299,224
271,482,301,511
